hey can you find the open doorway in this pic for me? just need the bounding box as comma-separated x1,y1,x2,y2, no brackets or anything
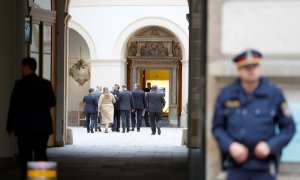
142,69,170,116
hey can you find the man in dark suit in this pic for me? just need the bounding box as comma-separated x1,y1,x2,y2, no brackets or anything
131,83,146,132
94,85,102,132
146,85,165,135
7,57,56,180
142,82,151,127
83,88,98,133
111,84,121,132
119,85,135,133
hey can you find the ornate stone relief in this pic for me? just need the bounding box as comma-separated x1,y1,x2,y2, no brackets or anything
127,26,182,58
69,59,90,86
172,42,182,57
128,41,137,56
141,41,168,56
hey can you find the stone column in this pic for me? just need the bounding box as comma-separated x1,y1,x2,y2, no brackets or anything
136,42,142,56
136,68,141,85
55,0,70,146
167,41,173,57
0,0,26,168
168,65,178,126
131,63,137,90
188,0,208,180
180,59,189,128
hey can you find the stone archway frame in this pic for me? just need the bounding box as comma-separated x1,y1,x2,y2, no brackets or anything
68,20,97,59
112,16,189,61
113,17,188,125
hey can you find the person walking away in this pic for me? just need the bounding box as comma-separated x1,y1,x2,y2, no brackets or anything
98,87,116,133
146,84,165,135
111,84,121,132
83,88,98,133
131,83,146,132
212,49,296,180
142,82,151,127
7,57,56,180
119,85,135,133
94,84,102,132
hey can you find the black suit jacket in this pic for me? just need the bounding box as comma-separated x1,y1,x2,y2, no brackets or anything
146,91,165,112
131,89,145,110
7,73,56,136
83,93,98,113
119,90,134,111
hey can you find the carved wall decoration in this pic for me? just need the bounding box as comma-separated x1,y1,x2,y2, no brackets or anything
140,41,169,56
69,59,90,86
127,41,137,56
136,27,172,38
172,42,182,57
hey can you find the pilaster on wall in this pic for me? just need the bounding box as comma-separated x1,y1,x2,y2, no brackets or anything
180,59,189,128
56,0,70,146
188,0,207,180
0,0,26,168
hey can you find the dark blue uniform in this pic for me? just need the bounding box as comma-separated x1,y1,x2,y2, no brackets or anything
212,78,296,180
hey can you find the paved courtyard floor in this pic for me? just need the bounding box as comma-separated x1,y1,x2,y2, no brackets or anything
0,127,188,180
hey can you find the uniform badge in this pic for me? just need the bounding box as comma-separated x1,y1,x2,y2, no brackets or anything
225,100,240,108
281,102,292,118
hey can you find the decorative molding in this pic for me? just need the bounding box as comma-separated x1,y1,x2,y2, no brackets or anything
70,0,188,7
30,7,56,24
130,59,180,69
136,27,174,38
69,60,90,86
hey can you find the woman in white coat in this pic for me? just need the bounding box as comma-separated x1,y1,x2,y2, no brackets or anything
98,87,116,133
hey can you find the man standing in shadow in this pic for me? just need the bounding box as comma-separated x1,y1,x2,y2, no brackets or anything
7,57,56,180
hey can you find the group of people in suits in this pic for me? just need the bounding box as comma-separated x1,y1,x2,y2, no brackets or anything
83,82,166,135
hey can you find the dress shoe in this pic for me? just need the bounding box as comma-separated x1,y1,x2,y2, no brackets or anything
91,130,94,133
122,129,125,133
137,129,140,132
116,129,120,132
131,128,134,131
98,128,102,132
151,132,155,135
127,129,130,133
157,128,161,135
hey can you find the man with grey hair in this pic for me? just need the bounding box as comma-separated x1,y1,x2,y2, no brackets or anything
146,84,165,135
131,83,146,132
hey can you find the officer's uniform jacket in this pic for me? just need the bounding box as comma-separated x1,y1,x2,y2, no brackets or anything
212,78,296,171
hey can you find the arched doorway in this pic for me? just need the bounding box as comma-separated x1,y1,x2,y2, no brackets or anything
126,26,182,125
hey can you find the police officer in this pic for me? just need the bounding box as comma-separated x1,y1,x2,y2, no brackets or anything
212,49,296,180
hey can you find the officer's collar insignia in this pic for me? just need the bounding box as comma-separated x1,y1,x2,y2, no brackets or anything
225,100,240,107
281,102,292,118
